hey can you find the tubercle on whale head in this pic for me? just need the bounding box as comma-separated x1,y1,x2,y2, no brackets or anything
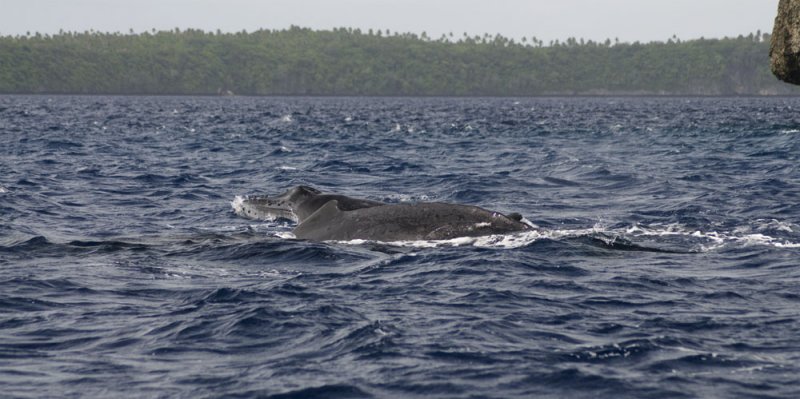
234,191,300,222
239,185,323,222
230,186,324,223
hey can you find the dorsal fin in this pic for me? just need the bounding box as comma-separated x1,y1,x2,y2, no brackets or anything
507,212,523,222
306,199,341,220
293,200,343,240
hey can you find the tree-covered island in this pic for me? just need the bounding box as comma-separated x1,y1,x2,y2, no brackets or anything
0,27,796,96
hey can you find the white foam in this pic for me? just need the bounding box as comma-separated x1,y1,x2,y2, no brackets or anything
231,195,247,216
623,222,800,251
756,219,794,233
325,222,617,250
0,186,6,193
280,114,293,123
278,166,297,171
253,225,800,250
329,222,800,251
773,242,800,248
333,230,552,249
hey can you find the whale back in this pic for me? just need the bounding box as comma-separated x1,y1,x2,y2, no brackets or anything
293,202,530,241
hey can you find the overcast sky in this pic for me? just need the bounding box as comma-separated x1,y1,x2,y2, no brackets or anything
0,0,778,43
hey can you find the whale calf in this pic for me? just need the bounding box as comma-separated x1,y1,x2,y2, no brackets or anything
233,186,532,241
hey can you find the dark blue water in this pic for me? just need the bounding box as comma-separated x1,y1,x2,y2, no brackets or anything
2,96,800,398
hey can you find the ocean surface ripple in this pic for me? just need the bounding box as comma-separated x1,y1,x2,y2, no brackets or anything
1,96,800,398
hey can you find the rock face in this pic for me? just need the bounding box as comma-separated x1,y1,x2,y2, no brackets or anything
772,0,800,84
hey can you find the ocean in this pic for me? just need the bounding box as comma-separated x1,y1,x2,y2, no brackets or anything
1,95,799,398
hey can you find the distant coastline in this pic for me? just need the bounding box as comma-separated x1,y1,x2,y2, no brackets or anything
1,27,797,96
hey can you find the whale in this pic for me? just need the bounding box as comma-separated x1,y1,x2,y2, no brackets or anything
232,185,532,241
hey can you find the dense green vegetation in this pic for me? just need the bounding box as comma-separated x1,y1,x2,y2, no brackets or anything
0,27,796,96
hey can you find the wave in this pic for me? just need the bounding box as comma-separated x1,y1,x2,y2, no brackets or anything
0,235,154,258
234,384,371,399
306,221,800,252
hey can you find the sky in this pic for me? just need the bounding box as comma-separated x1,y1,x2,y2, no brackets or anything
0,0,778,43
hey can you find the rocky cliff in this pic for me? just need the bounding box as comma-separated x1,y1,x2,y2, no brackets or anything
772,0,800,84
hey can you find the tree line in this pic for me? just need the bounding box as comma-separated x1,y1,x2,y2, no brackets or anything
0,27,796,96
